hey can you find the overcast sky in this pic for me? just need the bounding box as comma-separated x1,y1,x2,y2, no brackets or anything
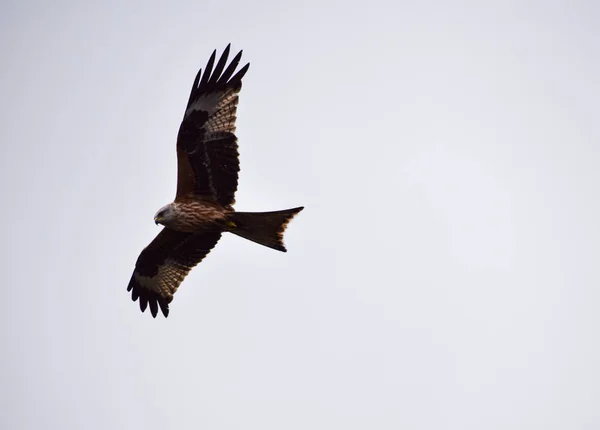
1,0,599,429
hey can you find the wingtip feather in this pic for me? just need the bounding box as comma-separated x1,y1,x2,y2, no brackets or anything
207,45,231,87
139,296,148,312
149,300,158,318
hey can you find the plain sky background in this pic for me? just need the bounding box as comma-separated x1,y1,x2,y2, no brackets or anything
1,0,599,429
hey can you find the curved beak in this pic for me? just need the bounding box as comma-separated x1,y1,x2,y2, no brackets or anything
154,216,160,225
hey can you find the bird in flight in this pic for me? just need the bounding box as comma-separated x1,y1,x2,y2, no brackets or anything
127,45,303,318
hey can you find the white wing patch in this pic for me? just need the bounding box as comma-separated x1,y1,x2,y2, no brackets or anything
184,88,239,120
185,93,222,117
205,95,238,133
134,262,188,299
185,92,221,118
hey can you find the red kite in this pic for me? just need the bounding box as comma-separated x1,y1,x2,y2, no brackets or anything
127,45,303,318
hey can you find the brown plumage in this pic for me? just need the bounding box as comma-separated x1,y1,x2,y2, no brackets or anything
126,45,303,318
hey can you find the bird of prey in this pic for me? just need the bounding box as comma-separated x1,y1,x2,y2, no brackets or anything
126,45,303,318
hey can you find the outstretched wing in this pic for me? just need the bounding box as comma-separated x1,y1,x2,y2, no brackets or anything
127,228,222,318
176,44,250,208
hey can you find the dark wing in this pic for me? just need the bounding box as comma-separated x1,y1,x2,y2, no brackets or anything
176,44,250,208
127,228,222,318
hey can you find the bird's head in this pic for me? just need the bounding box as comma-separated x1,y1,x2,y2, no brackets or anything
154,204,176,227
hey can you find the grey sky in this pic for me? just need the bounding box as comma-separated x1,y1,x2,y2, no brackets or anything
1,0,599,429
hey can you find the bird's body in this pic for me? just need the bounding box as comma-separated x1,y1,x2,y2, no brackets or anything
126,45,303,318
155,199,229,233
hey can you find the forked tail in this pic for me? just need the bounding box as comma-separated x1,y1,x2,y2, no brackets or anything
228,207,304,252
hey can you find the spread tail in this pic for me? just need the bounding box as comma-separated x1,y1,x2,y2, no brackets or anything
228,207,304,252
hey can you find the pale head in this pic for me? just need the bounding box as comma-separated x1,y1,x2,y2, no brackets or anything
154,203,176,227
